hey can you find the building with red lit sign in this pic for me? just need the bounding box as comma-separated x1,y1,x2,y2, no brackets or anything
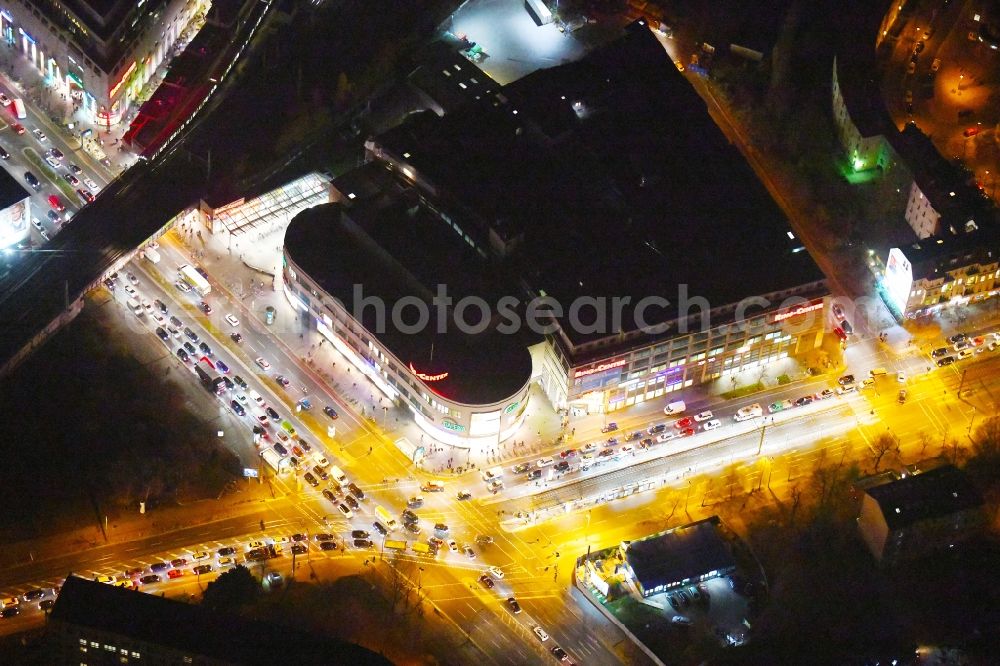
278,22,831,441
0,0,208,126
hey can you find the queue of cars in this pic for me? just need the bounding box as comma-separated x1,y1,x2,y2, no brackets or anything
930,331,1000,367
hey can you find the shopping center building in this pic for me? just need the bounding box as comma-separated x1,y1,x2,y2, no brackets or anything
1,0,208,126
275,22,829,445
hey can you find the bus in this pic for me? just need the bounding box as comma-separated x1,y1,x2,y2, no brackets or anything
383,540,407,552
178,264,211,296
410,542,434,557
11,98,26,120
374,505,398,531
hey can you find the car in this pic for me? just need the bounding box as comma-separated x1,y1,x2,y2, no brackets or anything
957,349,973,360
67,162,82,174
338,503,353,518
930,347,949,358
896,371,906,383
31,217,44,232
0,93,8,106
304,472,319,487
402,509,419,524
199,301,212,315
537,457,554,467
581,442,599,454
231,332,243,344
266,406,280,422
11,123,24,135
861,377,876,389
95,574,117,584
349,529,370,540
404,522,420,534
464,545,476,559
693,410,713,422
74,187,93,205
84,177,100,192
817,389,836,400
831,303,845,320
314,455,329,467
313,533,335,543
198,341,212,356
551,646,569,661
175,347,190,363
898,389,907,404
372,521,388,536
289,533,308,543
702,419,722,431
457,491,472,500
218,546,237,557
2,606,20,618
183,341,196,356
63,172,80,186
598,448,616,458
838,374,855,386
626,430,643,441
0,145,8,160
655,431,676,443
290,544,307,555
21,589,47,602
478,574,495,589
225,313,240,327
182,327,198,342
309,463,325,478
214,360,229,375
47,195,65,212
948,333,967,344
230,376,247,392
353,538,373,549
140,574,161,585
605,437,619,446
31,127,47,142
601,422,618,433
841,319,854,336
348,483,365,500
677,589,691,606
149,561,169,572
320,541,338,551
447,540,459,553
323,405,338,419
671,615,693,625
39,599,54,611
275,374,290,387
167,315,182,328
123,284,138,298
255,357,270,370
639,438,653,449
512,462,531,474
533,626,550,642
648,423,667,435
46,210,61,223
679,427,695,438
554,460,570,472
953,339,971,352
167,569,184,579
507,597,522,613
247,540,265,550
155,326,169,342
407,496,424,508
559,448,577,459
795,396,813,407
674,416,694,429
488,566,505,580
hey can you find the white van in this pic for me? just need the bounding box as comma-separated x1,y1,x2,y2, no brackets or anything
127,298,143,316
327,465,347,484
143,247,161,264
663,400,686,415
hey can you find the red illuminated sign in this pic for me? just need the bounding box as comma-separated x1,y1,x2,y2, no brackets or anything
771,299,824,323
409,362,448,382
574,359,627,378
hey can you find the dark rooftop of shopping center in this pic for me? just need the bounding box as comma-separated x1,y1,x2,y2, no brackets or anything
371,21,825,346
623,516,736,593
284,194,535,406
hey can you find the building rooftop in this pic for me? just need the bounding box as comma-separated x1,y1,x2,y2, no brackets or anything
0,167,31,210
624,516,736,591
893,123,998,234
50,575,390,665
373,22,824,346
899,224,1000,282
284,196,535,406
407,41,500,116
866,465,983,531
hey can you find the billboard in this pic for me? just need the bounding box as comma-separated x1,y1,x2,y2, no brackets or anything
883,248,913,313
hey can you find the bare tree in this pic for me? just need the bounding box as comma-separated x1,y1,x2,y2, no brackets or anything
870,432,900,473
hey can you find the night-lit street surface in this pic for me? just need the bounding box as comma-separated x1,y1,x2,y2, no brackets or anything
1,1,1000,665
